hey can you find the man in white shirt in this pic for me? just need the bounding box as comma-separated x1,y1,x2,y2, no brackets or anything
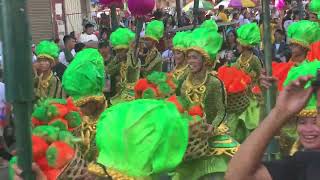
58,35,76,66
79,23,99,43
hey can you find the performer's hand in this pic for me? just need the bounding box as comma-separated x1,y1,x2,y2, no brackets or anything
275,75,314,119
13,163,47,180
259,69,277,89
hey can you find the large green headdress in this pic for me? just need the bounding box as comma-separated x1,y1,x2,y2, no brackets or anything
310,0,320,19
287,20,320,49
35,40,60,62
62,48,105,106
96,99,188,177
236,23,261,47
172,31,191,52
199,19,219,32
144,20,164,43
110,28,135,50
284,60,320,117
186,24,223,64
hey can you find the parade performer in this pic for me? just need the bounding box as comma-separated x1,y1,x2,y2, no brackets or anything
140,20,164,77
174,22,239,180
171,31,191,95
307,0,320,61
62,48,106,162
34,40,65,100
88,99,189,179
107,28,141,105
273,20,320,155
9,98,87,180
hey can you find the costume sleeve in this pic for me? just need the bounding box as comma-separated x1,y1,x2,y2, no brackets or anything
205,76,227,128
146,53,163,72
126,52,141,83
251,56,262,85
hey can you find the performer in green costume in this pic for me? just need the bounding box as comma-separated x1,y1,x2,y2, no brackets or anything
34,40,66,100
88,99,189,180
140,20,164,77
175,20,239,180
226,23,262,142
171,31,191,95
276,20,320,155
107,28,141,105
62,48,106,162
281,60,320,156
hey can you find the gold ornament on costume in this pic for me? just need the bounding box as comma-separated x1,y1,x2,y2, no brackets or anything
35,72,53,98
173,65,189,80
237,53,253,72
185,73,208,106
88,163,135,180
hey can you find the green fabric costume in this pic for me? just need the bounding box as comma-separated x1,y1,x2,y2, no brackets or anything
175,20,239,180
95,99,189,178
228,23,262,143
34,40,66,100
140,20,164,78
107,28,141,104
62,48,106,162
172,31,191,95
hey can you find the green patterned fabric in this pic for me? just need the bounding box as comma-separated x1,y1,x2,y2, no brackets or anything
310,0,320,19
62,48,105,102
236,23,261,47
96,99,189,177
187,25,223,62
172,31,191,51
284,60,320,110
110,28,135,50
144,20,164,42
35,40,60,60
287,20,320,48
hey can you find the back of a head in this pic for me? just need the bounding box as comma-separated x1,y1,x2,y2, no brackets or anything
63,35,74,45
98,40,109,49
219,5,225,11
85,23,94,29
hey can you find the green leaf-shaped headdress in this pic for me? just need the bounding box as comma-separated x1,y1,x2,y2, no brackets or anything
310,0,320,19
186,20,223,64
236,23,261,47
96,99,188,177
284,60,320,117
287,20,320,49
110,28,135,50
35,40,60,62
172,31,191,52
144,20,164,43
62,48,106,106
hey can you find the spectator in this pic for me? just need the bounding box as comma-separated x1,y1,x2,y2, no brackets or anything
59,35,76,66
162,36,174,72
217,29,239,68
32,43,37,63
74,43,86,53
79,23,99,43
98,41,112,64
217,5,228,22
272,29,290,62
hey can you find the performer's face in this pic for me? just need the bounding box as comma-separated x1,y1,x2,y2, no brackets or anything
144,39,155,49
115,49,128,60
290,44,307,58
309,13,318,22
174,50,185,65
37,58,52,73
297,117,320,150
187,51,204,73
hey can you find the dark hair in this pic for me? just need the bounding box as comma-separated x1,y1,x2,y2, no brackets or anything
98,40,110,49
63,35,75,44
219,5,225,11
85,23,94,29
74,43,85,53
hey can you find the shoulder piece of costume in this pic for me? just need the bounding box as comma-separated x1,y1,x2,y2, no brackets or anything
110,27,135,50
287,20,320,49
186,20,223,66
62,48,106,107
284,60,320,117
310,0,320,19
35,40,60,63
144,20,164,43
236,23,261,47
95,99,188,177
